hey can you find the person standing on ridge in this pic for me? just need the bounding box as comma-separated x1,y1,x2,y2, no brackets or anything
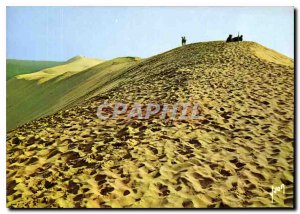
182,36,186,46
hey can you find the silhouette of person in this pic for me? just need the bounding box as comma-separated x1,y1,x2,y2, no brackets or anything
226,34,232,42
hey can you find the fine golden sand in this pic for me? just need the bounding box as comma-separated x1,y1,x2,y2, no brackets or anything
7,41,294,208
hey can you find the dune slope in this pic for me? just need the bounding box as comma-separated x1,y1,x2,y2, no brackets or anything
7,41,294,208
7,56,141,131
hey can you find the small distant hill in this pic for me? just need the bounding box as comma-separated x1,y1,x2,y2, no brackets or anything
6,59,63,80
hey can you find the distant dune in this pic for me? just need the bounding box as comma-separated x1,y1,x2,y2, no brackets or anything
7,41,294,208
16,56,104,84
6,59,63,80
7,56,141,131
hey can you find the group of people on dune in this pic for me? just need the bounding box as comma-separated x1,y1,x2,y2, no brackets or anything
181,33,243,46
226,33,243,42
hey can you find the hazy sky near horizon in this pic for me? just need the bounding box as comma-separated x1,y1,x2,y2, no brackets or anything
7,7,294,61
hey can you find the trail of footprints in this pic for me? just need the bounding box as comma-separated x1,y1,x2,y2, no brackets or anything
7,42,294,208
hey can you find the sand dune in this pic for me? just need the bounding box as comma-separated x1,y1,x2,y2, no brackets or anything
7,56,140,131
16,56,104,84
6,41,294,208
6,59,63,80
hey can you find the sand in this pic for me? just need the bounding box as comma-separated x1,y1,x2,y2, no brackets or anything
16,56,104,84
7,57,140,131
6,41,294,208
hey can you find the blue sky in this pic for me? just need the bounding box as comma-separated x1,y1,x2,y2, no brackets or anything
7,7,294,61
